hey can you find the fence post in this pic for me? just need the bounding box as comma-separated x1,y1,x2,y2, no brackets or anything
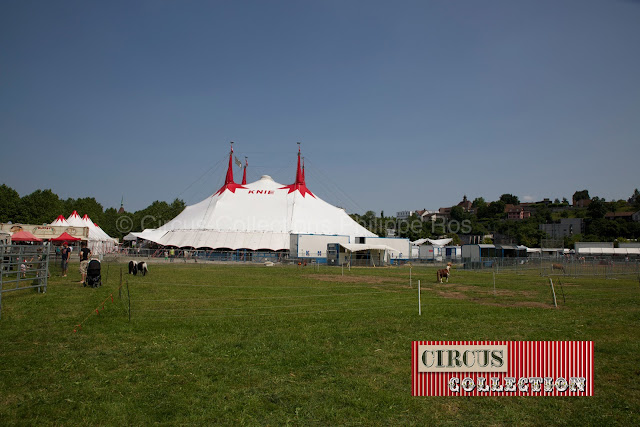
549,278,558,308
493,271,496,296
418,279,421,316
43,244,50,293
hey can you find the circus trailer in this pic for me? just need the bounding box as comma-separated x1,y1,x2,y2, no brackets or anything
419,244,443,261
290,234,351,262
444,246,462,261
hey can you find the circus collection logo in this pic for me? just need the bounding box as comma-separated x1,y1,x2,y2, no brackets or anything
412,341,593,396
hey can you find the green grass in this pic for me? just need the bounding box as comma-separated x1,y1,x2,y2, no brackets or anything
1,262,639,425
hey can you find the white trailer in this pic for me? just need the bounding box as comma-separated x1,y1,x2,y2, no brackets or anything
290,234,351,261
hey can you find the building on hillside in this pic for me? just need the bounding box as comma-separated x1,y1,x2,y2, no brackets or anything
605,211,640,222
573,197,591,208
539,218,584,239
507,206,532,220
396,210,415,220
457,195,473,212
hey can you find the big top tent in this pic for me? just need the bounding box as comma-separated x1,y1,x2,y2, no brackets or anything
133,146,376,251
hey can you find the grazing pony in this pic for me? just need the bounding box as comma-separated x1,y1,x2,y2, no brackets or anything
437,263,452,283
137,261,148,276
552,263,565,273
128,260,137,275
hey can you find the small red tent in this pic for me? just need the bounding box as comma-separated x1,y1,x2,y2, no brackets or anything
50,232,81,242
10,230,43,242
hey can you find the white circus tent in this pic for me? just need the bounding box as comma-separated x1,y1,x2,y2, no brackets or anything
50,215,70,227
66,211,116,254
133,146,376,250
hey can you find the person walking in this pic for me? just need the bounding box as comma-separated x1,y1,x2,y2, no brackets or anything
60,241,71,277
79,242,91,284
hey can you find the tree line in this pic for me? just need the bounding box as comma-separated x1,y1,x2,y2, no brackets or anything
0,184,185,240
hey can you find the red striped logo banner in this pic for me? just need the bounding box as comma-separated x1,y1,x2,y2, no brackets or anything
411,341,594,396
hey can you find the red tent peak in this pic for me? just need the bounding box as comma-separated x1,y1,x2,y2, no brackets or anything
82,214,90,220
70,210,80,217
279,146,315,197
241,157,248,185
215,143,247,196
56,215,66,221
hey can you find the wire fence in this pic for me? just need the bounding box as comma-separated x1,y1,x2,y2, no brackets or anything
1,243,50,319
104,248,289,264
458,256,640,278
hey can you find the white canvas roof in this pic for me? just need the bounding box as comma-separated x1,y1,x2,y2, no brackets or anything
576,247,640,255
339,243,399,253
411,238,453,246
134,148,376,251
50,215,70,227
66,211,116,254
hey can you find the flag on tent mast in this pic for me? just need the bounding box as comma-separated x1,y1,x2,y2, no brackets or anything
214,141,247,195
234,156,242,168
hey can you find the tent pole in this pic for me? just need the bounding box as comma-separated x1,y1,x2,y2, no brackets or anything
418,280,421,316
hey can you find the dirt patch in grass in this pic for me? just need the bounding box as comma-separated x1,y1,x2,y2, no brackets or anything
431,283,553,309
425,282,536,298
309,274,403,285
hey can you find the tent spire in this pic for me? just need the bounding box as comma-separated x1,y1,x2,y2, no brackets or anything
215,142,247,195
295,143,303,184
279,143,315,198
302,156,305,183
242,156,248,185
224,142,235,185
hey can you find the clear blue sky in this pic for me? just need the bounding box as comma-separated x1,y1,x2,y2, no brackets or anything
2,0,639,214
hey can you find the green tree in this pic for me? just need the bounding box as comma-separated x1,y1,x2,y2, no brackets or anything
18,189,63,224
63,197,104,224
499,194,520,205
472,197,486,208
450,206,465,222
587,197,607,219
0,184,21,222
169,198,186,218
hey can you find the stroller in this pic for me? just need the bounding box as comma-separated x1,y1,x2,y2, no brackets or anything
85,259,102,288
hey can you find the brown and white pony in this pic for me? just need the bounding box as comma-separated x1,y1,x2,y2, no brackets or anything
437,263,452,283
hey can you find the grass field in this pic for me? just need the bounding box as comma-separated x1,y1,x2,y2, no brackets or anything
1,261,639,425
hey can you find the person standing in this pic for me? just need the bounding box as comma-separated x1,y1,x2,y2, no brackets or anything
79,242,91,284
60,241,71,277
